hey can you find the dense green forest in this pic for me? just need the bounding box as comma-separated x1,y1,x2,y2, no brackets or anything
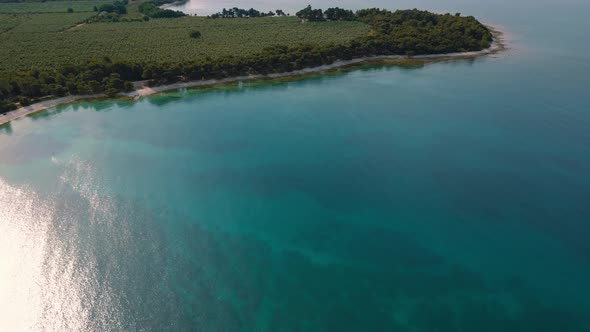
0,3,492,113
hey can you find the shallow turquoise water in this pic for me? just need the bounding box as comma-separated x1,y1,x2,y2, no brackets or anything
1,0,590,331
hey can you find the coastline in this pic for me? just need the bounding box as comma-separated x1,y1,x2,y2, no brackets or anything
0,27,505,128
159,0,188,9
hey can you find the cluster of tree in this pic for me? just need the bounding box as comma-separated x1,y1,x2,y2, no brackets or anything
88,12,148,23
295,5,325,22
324,7,355,21
0,9,492,113
97,0,127,15
208,7,284,19
295,6,357,22
356,8,492,54
0,59,139,112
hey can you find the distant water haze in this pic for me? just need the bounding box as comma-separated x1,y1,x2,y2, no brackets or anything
170,0,586,19
170,0,488,16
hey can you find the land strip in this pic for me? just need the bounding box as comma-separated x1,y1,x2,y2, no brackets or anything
0,28,505,127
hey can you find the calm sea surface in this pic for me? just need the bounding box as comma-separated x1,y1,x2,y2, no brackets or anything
1,0,589,330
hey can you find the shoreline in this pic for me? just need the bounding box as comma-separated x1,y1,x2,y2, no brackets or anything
0,27,505,127
159,0,188,9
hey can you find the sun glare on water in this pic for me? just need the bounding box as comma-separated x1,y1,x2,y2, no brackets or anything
0,157,120,331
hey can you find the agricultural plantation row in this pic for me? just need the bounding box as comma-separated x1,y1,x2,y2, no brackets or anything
0,0,112,13
0,15,370,72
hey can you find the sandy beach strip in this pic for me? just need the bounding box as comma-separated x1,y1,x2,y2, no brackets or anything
0,94,104,127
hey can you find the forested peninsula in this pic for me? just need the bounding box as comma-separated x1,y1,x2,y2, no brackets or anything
0,1,493,114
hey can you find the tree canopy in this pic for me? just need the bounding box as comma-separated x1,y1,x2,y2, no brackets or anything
296,5,325,22
98,1,127,15
209,7,276,19
0,8,493,113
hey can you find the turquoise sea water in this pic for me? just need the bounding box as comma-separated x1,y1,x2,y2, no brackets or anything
1,0,590,330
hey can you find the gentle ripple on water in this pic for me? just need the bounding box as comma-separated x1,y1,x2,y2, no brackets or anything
1,0,590,329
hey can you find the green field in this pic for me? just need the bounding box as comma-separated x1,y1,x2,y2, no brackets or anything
0,7,369,70
0,1,111,13
0,13,370,72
